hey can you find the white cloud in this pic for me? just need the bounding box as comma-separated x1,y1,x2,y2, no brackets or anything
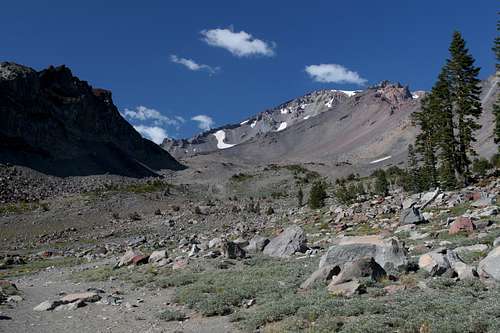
123,106,184,127
201,28,275,57
133,125,168,144
191,114,214,131
170,55,219,74
305,64,367,85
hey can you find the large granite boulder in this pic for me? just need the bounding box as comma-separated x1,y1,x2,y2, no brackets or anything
263,225,307,258
319,235,407,272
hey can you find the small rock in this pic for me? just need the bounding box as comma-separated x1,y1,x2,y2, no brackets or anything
400,207,425,225
449,217,475,235
7,295,23,303
117,249,142,267
149,250,168,264
131,255,149,265
34,300,62,311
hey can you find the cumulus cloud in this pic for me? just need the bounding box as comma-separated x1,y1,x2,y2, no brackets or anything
133,125,168,144
170,55,219,75
123,106,184,127
305,64,367,85
191,115,214,131
201,28,275,57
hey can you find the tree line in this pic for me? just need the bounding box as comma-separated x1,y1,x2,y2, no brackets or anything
410,16,500,191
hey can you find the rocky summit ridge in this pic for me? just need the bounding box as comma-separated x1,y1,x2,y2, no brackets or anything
0,62,183,177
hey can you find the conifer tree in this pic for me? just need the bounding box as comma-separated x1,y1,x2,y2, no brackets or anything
308,181,327,209
414,91,437,191
373,170,389,196
446,31,482,185
493,14,500,150
406,144,421,192
431,70,457,189
297,188,304,207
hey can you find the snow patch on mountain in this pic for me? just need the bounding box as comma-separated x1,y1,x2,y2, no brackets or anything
250,120,257,128
303,115,311,120
240,119,249,125
213,130,235,149
332,90,358,97
370,155,392,164
276,122,287,132
280,108,289,114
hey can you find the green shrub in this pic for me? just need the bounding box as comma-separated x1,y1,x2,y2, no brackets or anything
490,153,500,168
472,158,493,177
373,169,389,196
157,308,187,321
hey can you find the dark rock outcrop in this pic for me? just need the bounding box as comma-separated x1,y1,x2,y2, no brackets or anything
0,62,183,177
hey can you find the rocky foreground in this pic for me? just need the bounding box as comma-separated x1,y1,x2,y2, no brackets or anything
1,169,500,332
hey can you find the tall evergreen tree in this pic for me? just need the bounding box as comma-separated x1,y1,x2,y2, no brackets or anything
446,31,482,185
308,181,327,209
373,170,389,196
493,14,500,150
406,144,421,192
297,187,304,207
431,70,457,189
413,86,440,189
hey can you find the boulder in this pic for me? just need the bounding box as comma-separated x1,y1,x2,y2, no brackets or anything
419,248,471,278
117,248,142,267
319,235,407,272
61,292,100,303
172,258,188,270
300,265,340,289
148,250,168,263
471,195,496,208
478,247,500,282
449,217,475,235
222,241,246,259
328,280,365,297
131,255,148,265
245,235,270,253
208,237,222,249
233,238,249,248
419,188,440,209
329,257,386,286
188,244,201,257
452,262,478,280
419,250,452,276
400,207,425,225
454,244,488,256
33,300,63,311
55,300,85,311
263,225,307,258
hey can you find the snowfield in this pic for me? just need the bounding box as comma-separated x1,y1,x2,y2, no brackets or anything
369,155,392,164
331,90,358,97
276,122,287,132
213,130,236,149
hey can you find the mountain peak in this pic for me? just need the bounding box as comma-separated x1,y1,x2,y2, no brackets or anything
0,62,183,177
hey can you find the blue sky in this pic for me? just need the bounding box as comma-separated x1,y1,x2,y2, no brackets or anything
2,1,497,143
